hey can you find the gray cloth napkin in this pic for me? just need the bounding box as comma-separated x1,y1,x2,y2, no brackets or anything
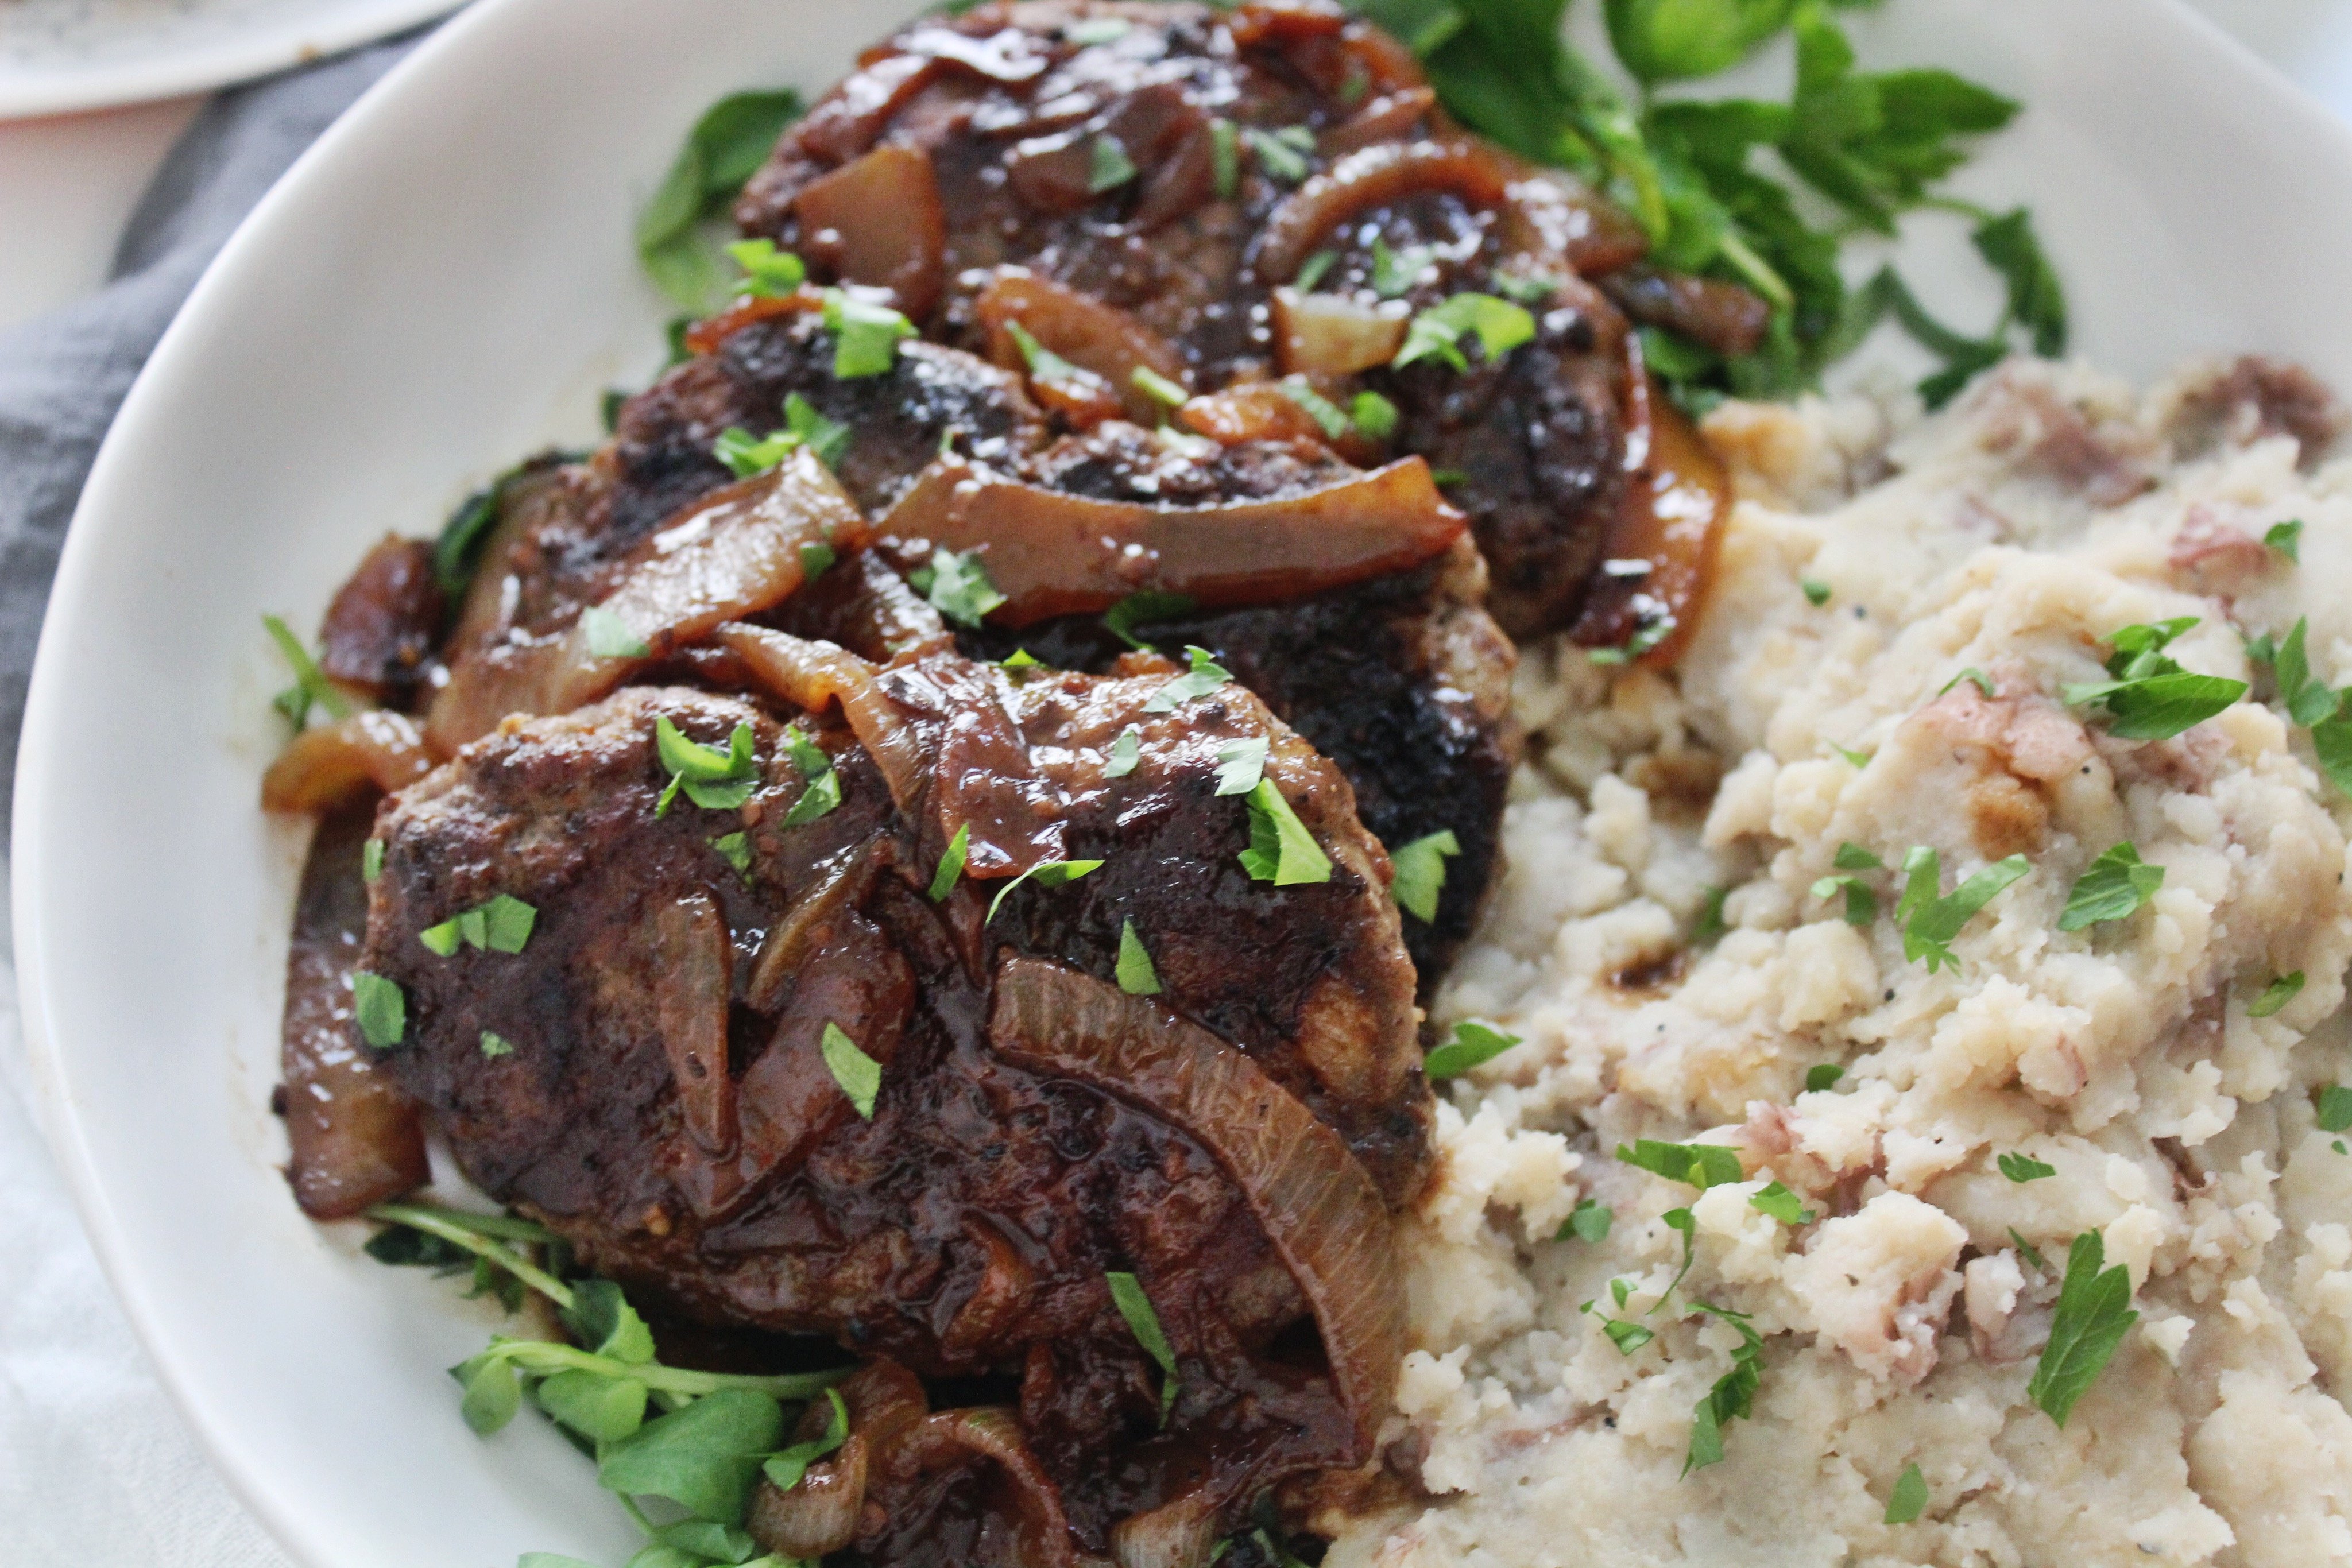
0,32,420,1567
0,30,419,847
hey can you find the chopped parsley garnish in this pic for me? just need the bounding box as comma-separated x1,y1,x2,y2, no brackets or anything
581,605,649,659
1107,1270,1181,1424
1209,118,1239,199
479,1031,516,1060
1371,238,1437,298
916,547,1007,627
2267,615,2338,726
821,288,916,378
1600,1318,1655,1354
1800,576,1831,606
1998,1151,2056,1183
1619,1139,1743,1189
1006,320,1089,389
1104,590,1196,650
1131,365,1191,408
2266,518,2304,562
2314,1085,2352,1135
763,1388,850,1493
1392,292,1537,371
724,237,806,299
1088,134,1138,193
1390,829,1461,923
1748,1182,1813,1225
1145,645,1233,713
635,88,803,309
709,831,753,881
783,392,849,469
1424,1020,1518,1080
654,716,759,815
351,972,405,1049
2251,971,2306,1017
2061,618,2247,740
1832,743,1871,768
1213,736,1269,796
2008,1228,2047,1273
820,1021,881,1119
2026,1230,2138,1427
1117,919,1163,996
419,893,537,957
1294,249,1339,292
1241,125,1314,185
713,425,796,478
1351,389,1400,440
262,614,352,728
362,839,384,882
799,540,837,579
1692,884,1729,944
1684,1302,1764,1473
1105,726,1142,779
777,724,841,828
1937,666,1994,698
1278,377,1352,440
928,823,970,901
1884,1462,1928,1526
1237,779,1331,885
1893,846,2028,973
2057,841,2162,931
986,858,1104,923
1560,1198,1613,1244
1805,1064,1844,1093
1811,872,1875,926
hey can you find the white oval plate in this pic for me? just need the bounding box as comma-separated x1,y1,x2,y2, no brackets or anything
15,0,2352,1563
0,0,460,121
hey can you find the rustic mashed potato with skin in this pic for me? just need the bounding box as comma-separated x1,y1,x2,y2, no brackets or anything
1322,359,2352,1565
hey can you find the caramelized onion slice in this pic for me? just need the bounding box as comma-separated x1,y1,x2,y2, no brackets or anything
261,711,433,812
1500,169,1650,278
1250,140,1515,285
875,456,1465,626
988,958,1406,1455
427,451,865,754
975,270,1191,427
1111,1493,1220,1568
1600,264,1769,358
896,1407,1081,1568
1568,367,1730,668
653,894,736,1157
796,145,947,320
715,625,928,817
1271,288,1409,378
749,1433,869,1558
1318,86,1437,157
684,291,825,358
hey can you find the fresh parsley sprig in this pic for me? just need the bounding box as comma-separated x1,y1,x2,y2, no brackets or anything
2061,618,2246,741
637,91,804,310
2025,1230,2138,1427
1892,846,2028,973
1390,829,1462,922
2057,842,2163,931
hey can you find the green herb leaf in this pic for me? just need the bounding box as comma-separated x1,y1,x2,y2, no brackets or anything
2319,1085,2352,1134
2026,1230,2138,1427
1145,645,1233,713
581,605,650,660
1896,847,2029,973
2266,518,2304,562
1210,118,1239,199
1132,365,1192,408
649,1521,759,1565
1116,918,1163,996
920,547,1007,627
1371,238,1437,297
1972,207,2067,356
821,288,916,379
1390,829,1461,923
1619,1139,1744,1190
1692,884,1729,944
1804,1064,1844,1093
1295,249,1339,291
929,823,970,901
987,858,1105,923
1560,1197,1613,1244
1604,0,1795,86
598,1387,786,1525
457,1354,523,1434
1835,841,1882,870
565,1277,657,1365
657,716,750,783
636,90,803,309
819,1021,882,1119
713,424,799,478
1998,1151,2056,1183
1006,320,1091,390
1809,874,1875,926
362,839,384,882
1089,134,1139,193
2312,710,2352,797
2251,971,2306,1017
262,614,353,729
1278,377,1352,440
2063,620,2246,739
1237,778,1332,885
480,1031,516,1059
1800,576,1830,606
724,238,806,299
1241,125,1313,184
2008,1227,2047,1272
1212,736,1269,797
1884,1461,1928,1525
710,831,753,881
1424,1020,1519,1080
1350,389,1400,440
1392,292,1537,371
777,725,840,828
2057,841,2163,931
1748,1180,1814,1225
537,1369,650,1444
763,1387,850,1493
1937,666,1994,698
1107,1270,1181,1423
2272,617,2339,727
1601,1318,1655,1354
352,972,405,1049
799,540,837,580
1105,726,1142,779
1104,590,1197,650
783,392,849,470
1682,1301,1764,1473
1833,744,1871,768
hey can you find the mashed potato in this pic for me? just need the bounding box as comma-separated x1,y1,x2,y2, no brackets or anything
1324,358,2352,1566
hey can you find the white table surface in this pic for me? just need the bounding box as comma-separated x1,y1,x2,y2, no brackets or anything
1,3,2348,1566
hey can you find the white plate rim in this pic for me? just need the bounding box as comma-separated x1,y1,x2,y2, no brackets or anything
16,0,2352,1561
0,0,460,121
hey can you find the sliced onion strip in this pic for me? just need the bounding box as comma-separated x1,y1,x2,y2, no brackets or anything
1249,140,1515,285
715,625,929,816
260,711,434,812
